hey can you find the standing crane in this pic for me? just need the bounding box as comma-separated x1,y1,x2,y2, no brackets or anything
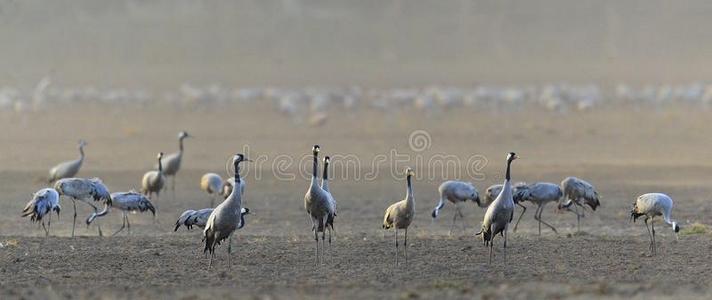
382,167,416,266
477,152,518,264
48,140,87,183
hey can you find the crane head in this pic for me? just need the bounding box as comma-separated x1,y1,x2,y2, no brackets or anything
507,152,519,162
312,145,320,155
179,131,191,139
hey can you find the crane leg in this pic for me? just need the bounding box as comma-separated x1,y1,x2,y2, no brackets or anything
228,235,232,270
503,225,508,263
112,213,127,236
644,217,654,255
314,227,319,266
488,238,493,264
72,200,77,237
535,205,557,234
513,203,527,232
457,205,467,232
126,214,131,235
404,228,408,266
651,218,657,255
42,221,49,236
449,209,458,236
171,176,176,201
394,229,398,266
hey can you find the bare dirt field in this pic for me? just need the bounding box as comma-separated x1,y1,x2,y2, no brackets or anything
2,104,712,299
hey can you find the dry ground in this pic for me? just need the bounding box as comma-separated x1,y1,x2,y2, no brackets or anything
2,104,712,299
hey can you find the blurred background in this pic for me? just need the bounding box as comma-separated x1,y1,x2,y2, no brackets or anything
3,0,712,88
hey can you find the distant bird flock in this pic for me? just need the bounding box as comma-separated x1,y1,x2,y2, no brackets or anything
6,79,712,126
22,132,683,269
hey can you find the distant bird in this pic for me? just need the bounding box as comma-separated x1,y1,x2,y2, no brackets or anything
21,188,61,236
175,207,250,231
53,177,112,237
477,152,518,264
382,167,416,266
142,152,166,202
48,140,87,183
558,176,601,231
431,180,481,235
222,177,246,199
204,153,250,268
200,173,223,206
512,182,562,235
304,145,334,264
631,193,681,255
86,191,155,236
158,131,192,200
321,156,337,244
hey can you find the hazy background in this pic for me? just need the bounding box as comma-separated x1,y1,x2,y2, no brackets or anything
2,0,712,89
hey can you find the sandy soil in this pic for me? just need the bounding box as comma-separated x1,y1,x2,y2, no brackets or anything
1,104,712,299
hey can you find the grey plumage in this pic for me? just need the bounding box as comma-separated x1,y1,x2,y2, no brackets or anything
321,156,337,244
512,182,562,235
175,207,249,231
631,193,681,255
142,152,166,202
382,168,416,266
48,140,86,183
204,153,249,269
476,152,518,264
86,191,155,236
157,131,191,200
559,176,601,231
304,145,335,264
22,188,61,236
53,177,112,237
431,180,480,235
222,177,246,199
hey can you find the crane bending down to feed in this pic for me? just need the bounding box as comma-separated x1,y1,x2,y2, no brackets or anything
477,152,518,264
158,131,192,200
204,153,250,269
53,177,112,237
431,180,480,235
512,182,562,235
86,191,156,236
631,193,681,255
383,167,416,266
559,176,601,231
48,140,87,183
304,145,335,264
22,188,61,236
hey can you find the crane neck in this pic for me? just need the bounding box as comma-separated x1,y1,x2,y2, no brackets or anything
234,160,242,185
505,159,513,181
79,145,85,158
311,152,319,184
405,174,414,203
87,203,110,224
322,160,329,181
158,156,163,173
238,211,246,229
178,137,184,152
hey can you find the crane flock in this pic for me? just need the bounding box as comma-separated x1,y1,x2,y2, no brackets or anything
21,133,685,271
